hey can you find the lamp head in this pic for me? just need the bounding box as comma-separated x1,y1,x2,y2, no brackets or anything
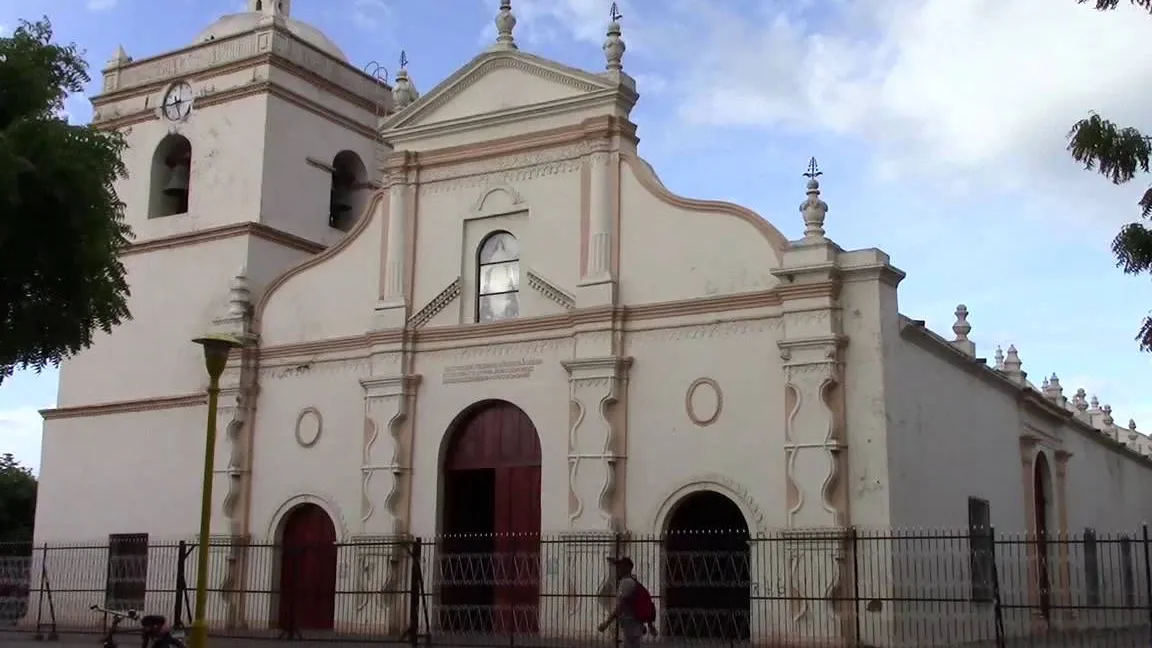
192,333,245,381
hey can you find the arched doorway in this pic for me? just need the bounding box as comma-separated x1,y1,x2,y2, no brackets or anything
277,503,338,632
440,400,542,635
664,491,751,641
1033,453,1053,620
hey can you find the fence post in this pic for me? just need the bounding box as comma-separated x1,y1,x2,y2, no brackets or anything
407,539,422,648
850,528,861,647
32,543,57,642
989,527,1005,648
1142,525,1152,647
173,541,187,629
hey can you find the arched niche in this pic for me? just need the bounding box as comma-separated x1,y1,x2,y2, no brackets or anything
148,134,192,218
328,150,368,232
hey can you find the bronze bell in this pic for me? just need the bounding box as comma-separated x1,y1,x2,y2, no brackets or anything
163,163,190,196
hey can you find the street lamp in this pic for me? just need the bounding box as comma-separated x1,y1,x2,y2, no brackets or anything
188,333,245,648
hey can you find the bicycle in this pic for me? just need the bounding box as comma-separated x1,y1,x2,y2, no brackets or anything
90,605,186,648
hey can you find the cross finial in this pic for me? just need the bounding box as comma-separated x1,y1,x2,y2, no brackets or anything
610,2,622,22
399,50,408,69
803,157,822,180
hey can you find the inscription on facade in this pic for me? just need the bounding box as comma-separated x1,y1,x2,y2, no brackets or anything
442,359,543,384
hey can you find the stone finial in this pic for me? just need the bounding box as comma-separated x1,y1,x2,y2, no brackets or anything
392,50,419,110
1073,388,1089,413
1002,344,1025,383
226,266,251,318
603,2,625,73
1103,404,1114,427
800,157,828,241
107,45,132,69
1129,419,1139,439
1044,373,1063,402
950,305,976,356
1089,394,1101,411
994,345,1005,370
492,0,518,50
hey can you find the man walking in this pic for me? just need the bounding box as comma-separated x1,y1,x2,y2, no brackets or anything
598,556,656,646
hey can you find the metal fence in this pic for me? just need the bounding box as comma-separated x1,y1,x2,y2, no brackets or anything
3,527,1152,647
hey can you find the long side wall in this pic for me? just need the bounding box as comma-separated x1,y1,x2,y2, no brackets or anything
881,320,1152,645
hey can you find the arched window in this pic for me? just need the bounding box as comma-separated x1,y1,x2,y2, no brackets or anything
148,134,192,218
328,150,366,232
476,232,520,322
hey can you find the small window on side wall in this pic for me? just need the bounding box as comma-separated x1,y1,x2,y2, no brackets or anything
967,497,994,603
476,231,520,322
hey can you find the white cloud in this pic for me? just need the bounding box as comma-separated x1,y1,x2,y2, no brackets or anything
86,0,118,11
0,407,43,475
506,0,1152,208
352,0,392,30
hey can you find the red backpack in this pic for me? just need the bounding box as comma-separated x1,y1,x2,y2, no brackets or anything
628,577,656,623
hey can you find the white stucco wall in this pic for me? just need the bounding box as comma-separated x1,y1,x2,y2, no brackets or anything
56,237,247,406
259,93,379,246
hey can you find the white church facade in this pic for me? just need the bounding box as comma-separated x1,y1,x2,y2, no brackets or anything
27,2,1152,646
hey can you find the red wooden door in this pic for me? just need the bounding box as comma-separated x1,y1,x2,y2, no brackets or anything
494,465,541,634
278,504,338,631
443,401,542,635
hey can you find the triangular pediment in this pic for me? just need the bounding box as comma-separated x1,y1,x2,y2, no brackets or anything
383,50,622,131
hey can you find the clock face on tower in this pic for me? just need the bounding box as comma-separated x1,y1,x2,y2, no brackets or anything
162,82,193,121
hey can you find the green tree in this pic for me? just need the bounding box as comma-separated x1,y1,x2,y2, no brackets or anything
0,453,37,548
0,18,133,383
1067,1,1152,348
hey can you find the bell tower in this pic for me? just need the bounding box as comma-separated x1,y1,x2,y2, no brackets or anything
55,7,392,407
249,0,290,18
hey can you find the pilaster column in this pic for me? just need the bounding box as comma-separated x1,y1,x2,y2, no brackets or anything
583,138,614,282
380,165,409,307
561,356,632,532
772,234,850,642
359,375,420,537
555,356,631,634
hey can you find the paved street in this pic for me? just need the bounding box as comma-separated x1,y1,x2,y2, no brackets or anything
3,627,1152,648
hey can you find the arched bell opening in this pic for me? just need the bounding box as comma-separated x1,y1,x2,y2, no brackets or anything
148,134,192,218
328,150,367,232
663,490,751,642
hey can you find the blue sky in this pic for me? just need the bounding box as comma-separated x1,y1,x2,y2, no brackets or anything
2,0,1151,474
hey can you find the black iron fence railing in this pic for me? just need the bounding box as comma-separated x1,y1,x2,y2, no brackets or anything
2,527,1152,647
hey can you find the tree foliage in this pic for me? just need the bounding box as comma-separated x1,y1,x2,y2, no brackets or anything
0,18,133,384
0,454,36,547
1068,0,1152,349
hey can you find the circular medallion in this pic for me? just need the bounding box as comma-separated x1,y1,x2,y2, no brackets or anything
294,408,323,448
686,378,723,427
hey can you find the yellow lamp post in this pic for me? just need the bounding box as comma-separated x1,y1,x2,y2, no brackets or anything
188,333,245,648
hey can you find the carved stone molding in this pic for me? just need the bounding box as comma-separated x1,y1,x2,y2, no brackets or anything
417,142,590,189
649,474,768,536
527,270,575,310
408,278,461,328
359,375,421,536
294,407,323,448
685,378,723,427
390,55,605,130
562,357,633,532
780,336,847,530
472,183,525,213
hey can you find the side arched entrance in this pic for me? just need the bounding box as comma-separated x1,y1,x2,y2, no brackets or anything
663,490,751,641
1033,452,1053,620
277,503,338,632
440,400,542,635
